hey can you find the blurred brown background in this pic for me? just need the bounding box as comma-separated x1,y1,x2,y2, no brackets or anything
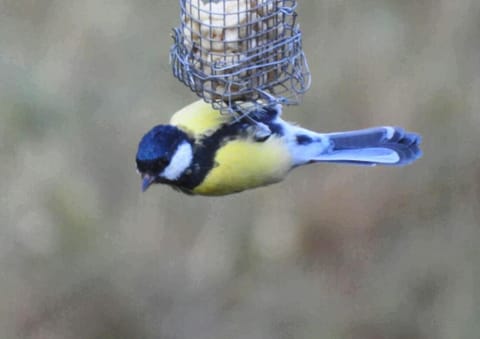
1,1,479,338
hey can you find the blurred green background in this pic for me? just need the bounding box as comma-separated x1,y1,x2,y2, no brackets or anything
1,1,479,338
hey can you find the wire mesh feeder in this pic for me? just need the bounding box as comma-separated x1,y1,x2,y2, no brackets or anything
170,0,311,114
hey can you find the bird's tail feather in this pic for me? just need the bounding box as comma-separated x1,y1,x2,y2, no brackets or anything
313,127,422,166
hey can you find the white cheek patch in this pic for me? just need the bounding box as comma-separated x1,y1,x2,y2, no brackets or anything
161,141,193,180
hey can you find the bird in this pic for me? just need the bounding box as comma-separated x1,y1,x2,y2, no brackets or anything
136,100,422,196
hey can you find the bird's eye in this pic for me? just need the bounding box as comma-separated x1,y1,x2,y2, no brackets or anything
158,157,170,166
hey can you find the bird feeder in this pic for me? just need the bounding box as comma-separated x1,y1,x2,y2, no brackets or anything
170,0,311,114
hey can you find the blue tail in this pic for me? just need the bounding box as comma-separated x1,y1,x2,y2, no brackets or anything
314,127,422,166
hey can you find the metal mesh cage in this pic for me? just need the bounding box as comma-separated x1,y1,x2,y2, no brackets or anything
170,0,310,113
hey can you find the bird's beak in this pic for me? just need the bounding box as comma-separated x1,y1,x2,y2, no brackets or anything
141,175,155,192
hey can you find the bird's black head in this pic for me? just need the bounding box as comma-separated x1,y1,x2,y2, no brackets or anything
136,125,193,191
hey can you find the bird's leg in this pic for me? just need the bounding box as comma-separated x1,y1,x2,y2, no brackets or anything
228,101,273,141
241,111,272,141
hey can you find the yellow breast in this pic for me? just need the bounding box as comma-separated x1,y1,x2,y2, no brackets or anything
193,136,293,196
170,100,231,137
170,100,292,195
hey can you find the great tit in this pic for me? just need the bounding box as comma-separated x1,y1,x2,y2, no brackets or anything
136,100,422,196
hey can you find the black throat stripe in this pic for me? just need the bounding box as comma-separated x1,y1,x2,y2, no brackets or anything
174,110,284,192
